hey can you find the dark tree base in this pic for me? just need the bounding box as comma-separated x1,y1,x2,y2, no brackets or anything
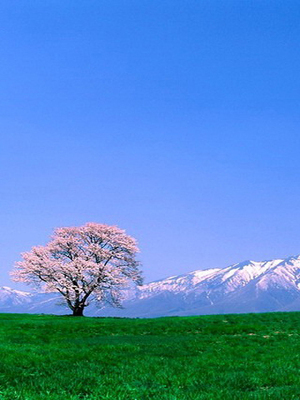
73,308,84,317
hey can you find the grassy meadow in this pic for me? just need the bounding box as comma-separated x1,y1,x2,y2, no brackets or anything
0,312,300,399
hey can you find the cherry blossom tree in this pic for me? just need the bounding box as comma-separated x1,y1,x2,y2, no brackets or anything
11,223,142,316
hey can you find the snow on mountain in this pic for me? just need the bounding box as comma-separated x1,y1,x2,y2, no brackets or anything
0,286,32,312
3,255,300,317
137,268,220,299
102,255,300,317
130,258,287,302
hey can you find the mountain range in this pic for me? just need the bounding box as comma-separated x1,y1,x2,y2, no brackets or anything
2,255,300,317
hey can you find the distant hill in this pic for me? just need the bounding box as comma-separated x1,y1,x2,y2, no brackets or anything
2,255,300,317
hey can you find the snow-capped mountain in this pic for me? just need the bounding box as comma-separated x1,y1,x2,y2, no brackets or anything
0,286,32,312
2,255,300,317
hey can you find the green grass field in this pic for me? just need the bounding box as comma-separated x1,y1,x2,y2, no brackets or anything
0,312,300,399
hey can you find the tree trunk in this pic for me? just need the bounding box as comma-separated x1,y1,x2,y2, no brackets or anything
73,306,84,317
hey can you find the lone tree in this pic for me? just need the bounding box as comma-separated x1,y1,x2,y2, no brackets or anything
11,223,142,316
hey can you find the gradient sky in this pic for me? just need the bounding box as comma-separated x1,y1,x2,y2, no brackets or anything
1,1,300,289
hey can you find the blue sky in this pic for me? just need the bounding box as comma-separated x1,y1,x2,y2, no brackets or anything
1,1,300,288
